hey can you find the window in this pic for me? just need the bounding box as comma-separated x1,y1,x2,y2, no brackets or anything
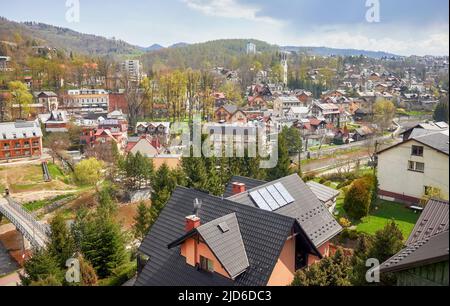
199,256,214,273
408,161,425,173
412,145,424,157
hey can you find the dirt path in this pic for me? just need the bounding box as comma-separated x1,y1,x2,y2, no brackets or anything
11,190,78,204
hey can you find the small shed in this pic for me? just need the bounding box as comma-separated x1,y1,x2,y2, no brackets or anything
306,181,340,213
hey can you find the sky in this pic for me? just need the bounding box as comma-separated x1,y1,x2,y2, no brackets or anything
1,0,449,56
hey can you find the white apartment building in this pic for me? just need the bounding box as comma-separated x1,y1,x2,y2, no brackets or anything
121,60,143,82
63,89,109,115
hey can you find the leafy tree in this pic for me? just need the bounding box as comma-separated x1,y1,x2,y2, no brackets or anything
43,132,71,164
8,81,32,119
292,249,352,286
433,97,449,123
373,99,396,132
73,158,105,186
344,178,372,220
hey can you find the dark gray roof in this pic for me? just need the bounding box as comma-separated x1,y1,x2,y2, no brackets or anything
223,176,267,198
306,181,340,203
407,199,449,245
135,187,297,286
381,231,449,273
381,199,449,274
378,130,449,156
228,174,342,248
169,213,250,279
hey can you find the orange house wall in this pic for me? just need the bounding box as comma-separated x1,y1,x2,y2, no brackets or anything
267,237,296,286
307,241,331,266
181,237,230,279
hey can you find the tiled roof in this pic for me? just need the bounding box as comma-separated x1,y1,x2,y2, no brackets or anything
228,174,342,248
407,199,449,245
136,187,297,286
381,231,449,274
169,213,250,280
306,181,340,203
223,176,267,198
381,199,449,274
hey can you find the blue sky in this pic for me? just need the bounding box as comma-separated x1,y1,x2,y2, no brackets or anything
1,0,449,56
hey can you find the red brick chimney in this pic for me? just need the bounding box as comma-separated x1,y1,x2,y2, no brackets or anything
185,215,201,232
232,182,246,195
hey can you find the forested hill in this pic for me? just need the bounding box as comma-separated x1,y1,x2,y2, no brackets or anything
140,39,279,71
0,17,143,58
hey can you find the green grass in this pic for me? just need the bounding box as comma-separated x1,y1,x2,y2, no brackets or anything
356,200,420,239
48,163,65,180
23,193,75,212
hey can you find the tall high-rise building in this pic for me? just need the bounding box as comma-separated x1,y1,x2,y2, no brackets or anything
121,60,143,83
246,42,257,55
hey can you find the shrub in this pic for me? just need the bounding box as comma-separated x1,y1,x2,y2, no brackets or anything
343,178,372,220
339,217,352,228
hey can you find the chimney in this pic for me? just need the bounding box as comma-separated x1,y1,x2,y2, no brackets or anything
232,182,246,195
185,198,202,232
185,215,201,232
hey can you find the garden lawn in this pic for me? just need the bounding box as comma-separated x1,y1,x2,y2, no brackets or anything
356,200,420,239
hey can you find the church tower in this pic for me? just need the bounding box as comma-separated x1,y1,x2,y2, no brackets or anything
280,51,288,87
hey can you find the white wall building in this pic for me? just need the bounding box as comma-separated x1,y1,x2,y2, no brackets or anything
378,129,449,204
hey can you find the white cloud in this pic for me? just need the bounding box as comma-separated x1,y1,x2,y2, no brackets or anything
181,0,282,26
291,23,450,56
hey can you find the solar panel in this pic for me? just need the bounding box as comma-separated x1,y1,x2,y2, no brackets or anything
257,188,280,210
249,191,272,211
266,185,288,206
274,183,295,204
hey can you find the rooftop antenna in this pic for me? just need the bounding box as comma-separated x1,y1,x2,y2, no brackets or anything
193,198,202,216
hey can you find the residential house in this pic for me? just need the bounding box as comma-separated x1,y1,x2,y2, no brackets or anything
34,91,59,112
212,92,226,108
214,105,248,124
380,199,449,286
247,95,268,109
135,174,342,286
274,96,302,116
126,135,162,157
400,121,449,141
377,129,449,204
0,121,43,161
39,110,69,133
136,122,170,145
296,90,313,106
353,126,375,142
286,107,309,120
311,102,340,125
0,56,12,72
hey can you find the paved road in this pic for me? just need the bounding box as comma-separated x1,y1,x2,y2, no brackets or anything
0,241,18,278
0,270,21,286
